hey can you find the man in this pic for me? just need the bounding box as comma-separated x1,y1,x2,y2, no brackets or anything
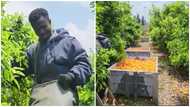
26,8,91,105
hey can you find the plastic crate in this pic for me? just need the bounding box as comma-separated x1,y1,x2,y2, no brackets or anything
141,37,150,42
108,57,158,104
126,47,151,58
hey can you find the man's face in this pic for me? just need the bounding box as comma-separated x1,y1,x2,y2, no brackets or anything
31,16,52,41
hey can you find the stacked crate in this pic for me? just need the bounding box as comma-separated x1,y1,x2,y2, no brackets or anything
126,47,151,58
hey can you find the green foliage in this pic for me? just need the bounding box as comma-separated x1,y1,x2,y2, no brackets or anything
96,1,142,49
96,48,117,93
78,74,95,105
1,13,37,105
149,2,189,72
96,1,142,93
1,1,7,15
78,53,95,105
111,35,126,60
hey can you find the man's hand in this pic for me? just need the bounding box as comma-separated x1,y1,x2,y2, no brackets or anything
58,73,75,90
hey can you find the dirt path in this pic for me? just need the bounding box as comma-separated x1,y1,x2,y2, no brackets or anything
139,36,186,106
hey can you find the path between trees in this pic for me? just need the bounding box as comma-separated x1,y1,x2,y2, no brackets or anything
139,35,186,106
101,34,188,106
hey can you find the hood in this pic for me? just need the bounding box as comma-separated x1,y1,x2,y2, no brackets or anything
47,28,70,43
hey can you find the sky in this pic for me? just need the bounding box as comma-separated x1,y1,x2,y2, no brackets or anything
130,1,174,23
4,1,95,54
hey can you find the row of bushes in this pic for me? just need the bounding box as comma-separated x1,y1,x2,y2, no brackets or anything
96,1,142,94
1,13,36,105
149,2,189,74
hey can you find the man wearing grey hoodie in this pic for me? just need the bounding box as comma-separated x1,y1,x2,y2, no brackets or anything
26,8,91,106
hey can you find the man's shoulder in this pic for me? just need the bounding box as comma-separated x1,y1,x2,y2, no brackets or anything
55,28,76,42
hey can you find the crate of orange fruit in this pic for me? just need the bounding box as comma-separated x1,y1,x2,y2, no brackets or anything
126,47,151,58
108,57,158,105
